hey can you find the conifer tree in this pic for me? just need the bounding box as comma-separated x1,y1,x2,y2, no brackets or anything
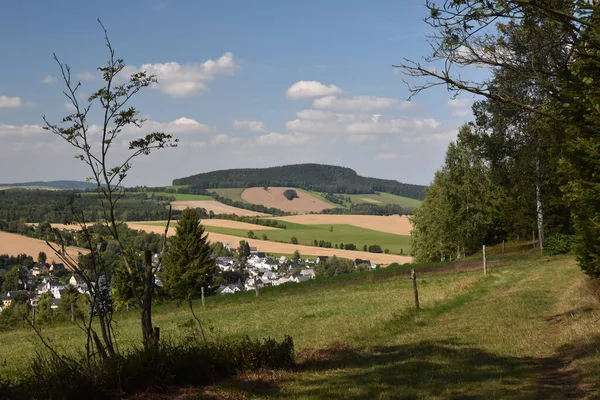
161,208,216,299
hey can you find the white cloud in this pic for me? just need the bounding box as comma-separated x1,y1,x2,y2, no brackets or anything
76,71,95,81
348,134,377,144
64,103,77,111
42,75,56,84
313,95,414,112
254,132,313,146
233,120,267,132
286,109,441,136
375,153,400,160
0,96,21,108
123,53,238,98
135,117,217,136
0,123,44,137
286,80,342,99
447,97,472,117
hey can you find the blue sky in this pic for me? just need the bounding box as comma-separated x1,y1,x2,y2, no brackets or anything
0,0,474,186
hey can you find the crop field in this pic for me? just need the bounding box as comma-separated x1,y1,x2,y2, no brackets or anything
170,200,267,216
0,231,88,264
3,255,600,398
127,222,411,264
241,187,332,213
347,192,423,208
273,214,412,236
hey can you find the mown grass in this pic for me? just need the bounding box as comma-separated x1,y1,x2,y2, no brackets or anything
209,188,248,203
145,220,412,254
3,255,600,398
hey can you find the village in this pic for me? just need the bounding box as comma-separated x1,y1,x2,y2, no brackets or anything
0,245,378,314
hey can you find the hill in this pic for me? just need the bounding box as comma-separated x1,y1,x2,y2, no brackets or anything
173,163,426,200
0,180,97,190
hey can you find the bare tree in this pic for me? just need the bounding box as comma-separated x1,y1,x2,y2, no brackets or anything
42,20,177,357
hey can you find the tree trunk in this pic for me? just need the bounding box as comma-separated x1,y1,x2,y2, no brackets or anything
141,250,157,350
536,138,544,253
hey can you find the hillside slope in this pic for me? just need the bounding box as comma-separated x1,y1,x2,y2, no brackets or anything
173,163,426,200
0,180,97,190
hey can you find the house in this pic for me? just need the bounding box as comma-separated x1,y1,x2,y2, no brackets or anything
218,284,242,295
1,294,11,308
249,247,258,255
51,286,67,299
50,263,66,273
69,274,86,287
316,256,329,264
30,294,42,307
290,274,311,283
278,256,288,265
31,263,49,276
354,259,372,267
300,268,316,279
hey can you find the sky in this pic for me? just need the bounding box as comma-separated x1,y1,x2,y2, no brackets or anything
0,0,475,187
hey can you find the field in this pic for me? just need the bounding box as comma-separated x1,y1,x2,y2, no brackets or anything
209,188,248,203
348,192,423,208
273,214,412,236
0,231,88,264
241,187,332,213
170,200,267,216
127,222,411,264
3,254,600,398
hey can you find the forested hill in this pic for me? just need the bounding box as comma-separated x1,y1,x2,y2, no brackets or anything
173,164,426,200
0,180,97,190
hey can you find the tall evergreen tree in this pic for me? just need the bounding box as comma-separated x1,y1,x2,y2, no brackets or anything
161,208,216,299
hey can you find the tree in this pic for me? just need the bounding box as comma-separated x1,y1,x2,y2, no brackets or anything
43,20,177,357
236,240,250,271
292,250,301,264
368,245,383,254
262,233,268,240
1,265,25,292
291,237,299,244
161,208,216,300
36,292,54,325
247,230,255,239
38,251,47,265
329,226,333,232
363,245,367,251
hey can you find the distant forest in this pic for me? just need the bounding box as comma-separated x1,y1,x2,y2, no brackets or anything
173,164,426,200
0,180,98,190
0,190,180,223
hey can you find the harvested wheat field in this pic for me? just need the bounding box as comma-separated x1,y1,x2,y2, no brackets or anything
128,219,280,231
0,231,88,264
170,200,267,217
273,214,412,236
241,187,331,214
126,222,411,265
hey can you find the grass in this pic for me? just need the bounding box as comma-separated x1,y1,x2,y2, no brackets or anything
145,220,412,254
4,254,600,398
209,188,248,203
348,192,423,208
296,188,345,208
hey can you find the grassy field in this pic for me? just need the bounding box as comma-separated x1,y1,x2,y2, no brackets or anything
209,188,248,203
146,220,412,255
348,192,423,208
3,254,600,398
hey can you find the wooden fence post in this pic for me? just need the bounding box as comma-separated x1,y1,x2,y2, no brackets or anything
201,287,205,308
255,278,260,297
502,240,505,253
71,302,75,322
32,307,36,328
483,245,487,275
411,269,420,310
533,230,536,248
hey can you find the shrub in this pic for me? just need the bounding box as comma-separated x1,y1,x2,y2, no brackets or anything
344,243,356,250
368,245,383,253
543,234,575,256
291,237,298,244
262,234,268,240
384,248,390,254
247,230,255,239
283,189,299,200
6,336,295,399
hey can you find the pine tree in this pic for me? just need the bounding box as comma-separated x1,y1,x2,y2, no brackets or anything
161,208,216,299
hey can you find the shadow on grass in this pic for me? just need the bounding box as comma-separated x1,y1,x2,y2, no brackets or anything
223,339,540,399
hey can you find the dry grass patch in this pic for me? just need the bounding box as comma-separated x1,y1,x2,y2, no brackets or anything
0,231,88,263
171,200,267,216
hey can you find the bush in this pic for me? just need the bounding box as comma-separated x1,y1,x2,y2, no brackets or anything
262,234,268,240
247,230,255,239
543,234,575,256
344,243,356,250
291,237,298,244
368,245,383,253
5,335,295,399
283,189,299,200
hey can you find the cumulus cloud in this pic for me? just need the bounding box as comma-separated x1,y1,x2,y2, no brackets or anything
447,97,472,117
286,109,441,136
286,80,342,99
375,153,400,160
0,96,21,108
41,75,56,84
313,95,414,112
76,71,95,81
134,117,218,136
122,53,238,98
64,103,76,111
0,123,44,137
233,120,267,132
254,132,313,146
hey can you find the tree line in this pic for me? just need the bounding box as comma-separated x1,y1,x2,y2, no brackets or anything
402,0,599,276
